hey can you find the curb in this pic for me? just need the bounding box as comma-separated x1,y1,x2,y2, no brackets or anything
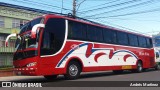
0,68,13,72
0,68,15,77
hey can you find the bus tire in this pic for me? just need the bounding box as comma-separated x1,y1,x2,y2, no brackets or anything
155,63,160,70
64,61,81,80
132,61,143,73
44,75,57,80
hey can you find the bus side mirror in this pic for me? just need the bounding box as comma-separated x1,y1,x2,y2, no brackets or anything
5,33,17,47
31,24,45,38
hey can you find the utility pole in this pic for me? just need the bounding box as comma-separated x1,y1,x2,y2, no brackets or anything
73,0,76,17
61,0,63,14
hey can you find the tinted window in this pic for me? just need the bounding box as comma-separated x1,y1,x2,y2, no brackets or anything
96,27,103,42
20,18,42,34
41,18,65,55
128,34,138,46
146,38,153,48
103,29,117,44
138,36,147,48
87,25,103,42
117,32,128,45
87,25,96,41
81,24,87,40
68,21,87,40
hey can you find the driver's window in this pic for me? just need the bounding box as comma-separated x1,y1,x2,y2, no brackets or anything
40,18,65,56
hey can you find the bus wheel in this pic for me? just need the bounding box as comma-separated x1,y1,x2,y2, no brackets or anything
132,61,143,73
44,75,57,80
64,61,81,80
155,63,160,70
113,70,123,74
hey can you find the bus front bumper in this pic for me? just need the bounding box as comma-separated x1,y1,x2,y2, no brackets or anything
13,67,38,76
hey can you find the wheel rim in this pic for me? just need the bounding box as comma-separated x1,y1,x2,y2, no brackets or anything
69,64,78,76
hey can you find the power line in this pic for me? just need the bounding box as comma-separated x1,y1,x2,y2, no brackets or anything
76,0,87,11
87,0,111,1
104,17,160,22
73,0,87,17
23,0,72,11
11,0,73,14
79,0,140,14
84,0,155,18
11,0,61,11
87,7,160,19
78,0,121,12
50,0,73,5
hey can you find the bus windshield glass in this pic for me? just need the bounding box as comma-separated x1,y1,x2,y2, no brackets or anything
15,17,43,50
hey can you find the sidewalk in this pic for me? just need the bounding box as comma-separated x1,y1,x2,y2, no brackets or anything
0,68,44,81
0,76,44,81
0,68,15,77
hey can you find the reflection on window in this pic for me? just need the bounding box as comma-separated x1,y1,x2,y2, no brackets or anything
138,36,147,48
117,32,128,45
42,32,51,49
103,29,117,44
0,16,4,27
12,19,20,28
128,34,138,46
68,21,87,40
41,18,65,55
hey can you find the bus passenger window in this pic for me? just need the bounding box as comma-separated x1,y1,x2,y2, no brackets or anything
117,32,128,45
128,34,138,47
68,21,87,40
103,29,117,44
146,38,153,48
138,36,147,48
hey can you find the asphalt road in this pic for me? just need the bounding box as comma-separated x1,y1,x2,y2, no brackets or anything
6,69,160,87
1,69,160,90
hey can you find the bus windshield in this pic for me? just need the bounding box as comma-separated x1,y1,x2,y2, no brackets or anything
15,17,43,50
13,17,43,61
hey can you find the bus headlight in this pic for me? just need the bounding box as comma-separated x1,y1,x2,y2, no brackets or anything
26,62,37,67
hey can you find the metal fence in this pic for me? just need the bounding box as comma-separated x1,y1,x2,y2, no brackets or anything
0,53,13,67
0,39,15,68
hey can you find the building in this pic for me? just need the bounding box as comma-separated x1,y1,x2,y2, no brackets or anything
0,2,56,68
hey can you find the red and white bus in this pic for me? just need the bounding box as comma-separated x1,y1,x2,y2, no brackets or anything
6,14,157,80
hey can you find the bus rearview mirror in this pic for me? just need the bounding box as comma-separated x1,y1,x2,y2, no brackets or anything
31,24,45,38
5,33,17,47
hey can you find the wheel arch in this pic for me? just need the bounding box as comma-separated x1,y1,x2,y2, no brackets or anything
137,59,143,68
65,57,84,72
